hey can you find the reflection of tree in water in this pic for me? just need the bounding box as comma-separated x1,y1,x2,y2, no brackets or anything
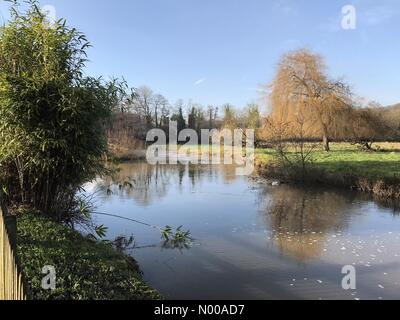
259,185,355,262
96,162,171,206
187,163,238,186
96,162,242,206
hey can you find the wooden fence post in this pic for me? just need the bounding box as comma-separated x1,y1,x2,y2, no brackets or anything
0,205,25,300
4,215,17,255
1,196,18,255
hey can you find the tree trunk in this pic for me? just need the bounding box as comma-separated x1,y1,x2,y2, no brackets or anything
323,135,330,152
364,141,373,151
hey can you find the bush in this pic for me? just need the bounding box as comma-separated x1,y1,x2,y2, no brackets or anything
0,1,121,218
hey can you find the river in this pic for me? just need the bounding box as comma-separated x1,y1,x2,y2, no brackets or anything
85,161,400,300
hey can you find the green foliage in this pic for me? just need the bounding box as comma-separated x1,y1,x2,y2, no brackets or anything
94,224,108,239
160,225,173,241
1,185,8,197
171,107,186,133
17,212,162,300
0,1,122,218
188,107,197,130
172,226,191,243
160,225,192,249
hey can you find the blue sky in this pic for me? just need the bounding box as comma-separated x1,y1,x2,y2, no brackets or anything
1,0,400,108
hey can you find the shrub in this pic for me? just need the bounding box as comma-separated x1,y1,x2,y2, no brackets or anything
0,1,121,219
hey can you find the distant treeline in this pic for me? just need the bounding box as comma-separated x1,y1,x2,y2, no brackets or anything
106,85,261,149
107,76,400,152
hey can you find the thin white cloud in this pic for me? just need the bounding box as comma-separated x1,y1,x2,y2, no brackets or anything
194,78,206,86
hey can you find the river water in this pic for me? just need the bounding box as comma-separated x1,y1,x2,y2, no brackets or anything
85,161,400,300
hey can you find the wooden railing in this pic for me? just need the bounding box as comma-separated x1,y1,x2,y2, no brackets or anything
0,211,25,300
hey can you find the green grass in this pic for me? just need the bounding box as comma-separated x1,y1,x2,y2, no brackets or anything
17,213,162,300
255,143,400,180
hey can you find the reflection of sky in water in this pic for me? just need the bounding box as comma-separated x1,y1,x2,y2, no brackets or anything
85,162,400,300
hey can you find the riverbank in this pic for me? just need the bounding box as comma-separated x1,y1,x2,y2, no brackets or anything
16,212,162,300
255,143,400,200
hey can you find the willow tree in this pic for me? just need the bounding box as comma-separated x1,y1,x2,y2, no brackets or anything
268,49,354,151
350,105,393,150
0,1,120,219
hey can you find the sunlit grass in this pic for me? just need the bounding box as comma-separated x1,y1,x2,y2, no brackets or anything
256,143,400,180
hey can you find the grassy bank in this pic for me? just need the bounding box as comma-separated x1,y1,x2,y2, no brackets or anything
256,143,400,180
255,143,400,199
17,213,162,300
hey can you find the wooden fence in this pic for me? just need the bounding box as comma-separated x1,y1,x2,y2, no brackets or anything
0,212,25,300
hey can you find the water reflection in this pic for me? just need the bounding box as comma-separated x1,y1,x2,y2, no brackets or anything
258,186,356,261
89,161,400,299
94,162,240,206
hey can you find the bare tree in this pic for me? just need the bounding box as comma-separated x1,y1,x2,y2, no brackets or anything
153,94,168,127
159,99,171,128
132,86,155,128
129,86,171,129
265,111,317,181
207,105,218,129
